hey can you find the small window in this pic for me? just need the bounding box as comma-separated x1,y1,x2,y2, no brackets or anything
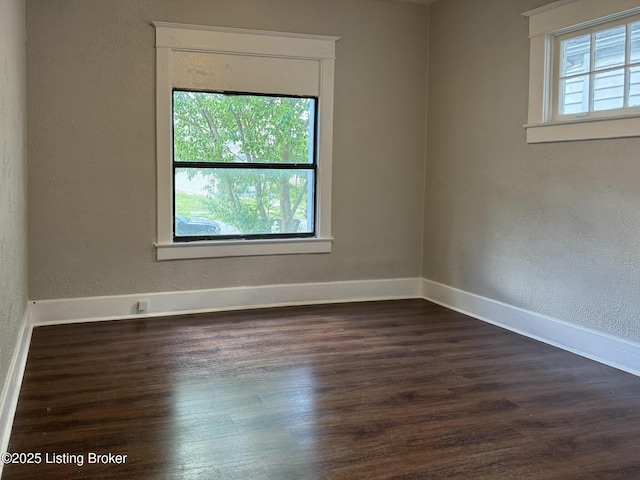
555,17,640,119
523,1,640,143
173,90,318,241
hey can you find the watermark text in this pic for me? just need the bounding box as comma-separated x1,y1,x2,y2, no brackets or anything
2,452,127,467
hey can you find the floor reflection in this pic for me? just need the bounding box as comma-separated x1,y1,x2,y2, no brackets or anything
170,366,320,477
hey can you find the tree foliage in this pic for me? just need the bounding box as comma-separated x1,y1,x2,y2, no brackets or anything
173,91,315,235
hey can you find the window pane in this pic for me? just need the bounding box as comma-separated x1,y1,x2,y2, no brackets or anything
560,75,590,115
173,91,316,165
593,68,625,111
594,25,626,70
631,21,640,63
561,34,591,76
175,167,315,237
630,66,640,107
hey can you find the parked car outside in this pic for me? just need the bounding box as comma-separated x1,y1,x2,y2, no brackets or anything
175,215,221,236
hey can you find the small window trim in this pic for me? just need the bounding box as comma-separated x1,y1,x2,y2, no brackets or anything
523,0,640,143
152,22,339,259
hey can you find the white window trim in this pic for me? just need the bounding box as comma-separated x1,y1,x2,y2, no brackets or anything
152,22,339,260
523,0,640,143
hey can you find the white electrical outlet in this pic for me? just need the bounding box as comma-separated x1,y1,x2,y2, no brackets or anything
137,300,149,312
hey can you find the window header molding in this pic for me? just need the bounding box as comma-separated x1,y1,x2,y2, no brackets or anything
523,0,578,17
152,22,339,59
523,0,640,37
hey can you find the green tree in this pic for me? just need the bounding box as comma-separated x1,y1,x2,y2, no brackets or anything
173,91,314,235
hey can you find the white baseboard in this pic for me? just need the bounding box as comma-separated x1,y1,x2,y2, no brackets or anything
30,278,423,326
30,278,640,378
0,304,33,476
421,278,640,377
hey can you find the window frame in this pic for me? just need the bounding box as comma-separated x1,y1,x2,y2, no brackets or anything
553,14,640,120
152,22,339,260
523,0,640,143
172,89,319,242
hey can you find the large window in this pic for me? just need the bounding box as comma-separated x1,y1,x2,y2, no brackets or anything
523,0,640,143
173,91,318,241
153,23,338,260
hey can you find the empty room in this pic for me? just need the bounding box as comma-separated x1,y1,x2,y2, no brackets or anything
2,0,640,478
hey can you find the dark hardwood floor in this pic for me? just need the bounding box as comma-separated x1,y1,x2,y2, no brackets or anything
4,299,640,479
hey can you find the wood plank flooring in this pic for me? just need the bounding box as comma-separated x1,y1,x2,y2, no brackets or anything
4,299,640,479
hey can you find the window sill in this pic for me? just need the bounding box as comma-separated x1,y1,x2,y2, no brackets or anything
155,237,333,260
524,113,640,143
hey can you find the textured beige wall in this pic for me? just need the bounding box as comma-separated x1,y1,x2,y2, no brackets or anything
27,0,429,299
0,0,27,388
425,0,640,341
